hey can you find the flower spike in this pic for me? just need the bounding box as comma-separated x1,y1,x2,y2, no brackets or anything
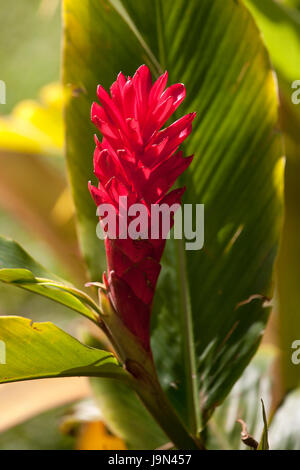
89,65,196,351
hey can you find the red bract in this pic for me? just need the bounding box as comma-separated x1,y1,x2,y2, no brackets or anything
89,65,195,350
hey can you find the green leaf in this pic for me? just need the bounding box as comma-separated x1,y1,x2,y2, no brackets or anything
207,347,274,450
63,0,284,432
258,399,269,450
0,316,127,383
149,0,284,427
0,235,55,278
0,236,100,323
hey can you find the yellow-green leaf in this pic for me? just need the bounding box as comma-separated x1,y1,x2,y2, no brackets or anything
0,316,127,383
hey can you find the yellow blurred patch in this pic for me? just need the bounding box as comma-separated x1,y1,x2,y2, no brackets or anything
76,421,127,450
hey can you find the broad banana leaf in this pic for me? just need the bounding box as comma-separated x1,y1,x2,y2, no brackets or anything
245,0,300,393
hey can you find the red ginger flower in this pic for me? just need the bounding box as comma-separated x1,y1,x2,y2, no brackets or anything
89,65,195,351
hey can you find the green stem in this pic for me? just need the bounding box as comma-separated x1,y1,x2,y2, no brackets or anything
155,0,200,442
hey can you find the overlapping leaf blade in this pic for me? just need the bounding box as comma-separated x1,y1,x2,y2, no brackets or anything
91,378,167,450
